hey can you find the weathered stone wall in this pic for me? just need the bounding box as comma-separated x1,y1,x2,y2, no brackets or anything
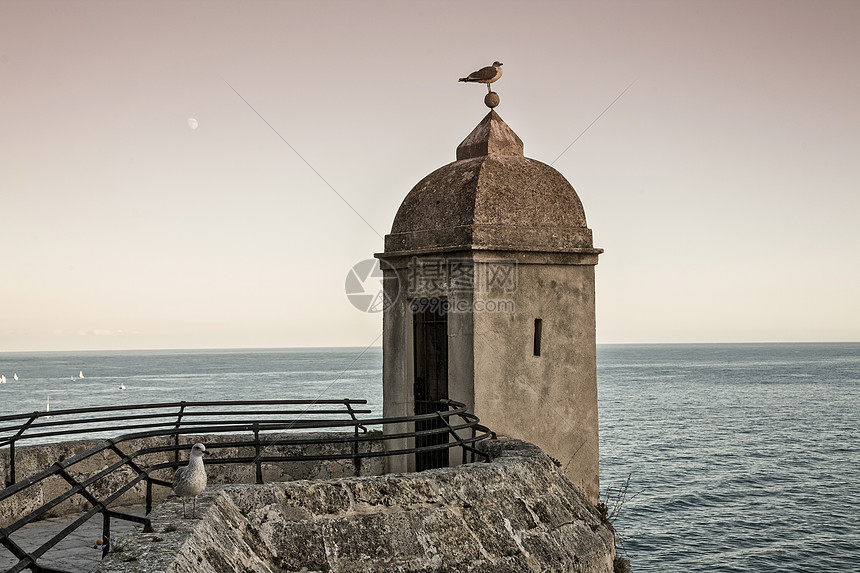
474,258,601,503
95,439,616,573
0,432,385,528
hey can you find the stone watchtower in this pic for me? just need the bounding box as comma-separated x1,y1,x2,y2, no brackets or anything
376,108,603,502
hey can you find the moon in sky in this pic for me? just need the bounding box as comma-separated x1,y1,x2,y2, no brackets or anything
187,118,198,130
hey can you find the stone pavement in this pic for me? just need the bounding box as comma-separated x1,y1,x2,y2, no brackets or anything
0,506,147,573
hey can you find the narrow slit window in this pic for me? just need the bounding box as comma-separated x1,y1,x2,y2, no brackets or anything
533,318,542,356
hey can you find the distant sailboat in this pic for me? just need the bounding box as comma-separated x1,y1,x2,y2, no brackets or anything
119,383,126,390
79,371,85,379
70,376,76,382
44,396,51,418
13,373,18,381
0,375,6,384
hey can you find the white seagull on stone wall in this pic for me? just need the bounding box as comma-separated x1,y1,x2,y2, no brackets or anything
172,443,208,518
459,61,503,92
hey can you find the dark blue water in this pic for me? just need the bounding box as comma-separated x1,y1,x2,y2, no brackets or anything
1,343,858,571
0,347,383,429
598,343,860,572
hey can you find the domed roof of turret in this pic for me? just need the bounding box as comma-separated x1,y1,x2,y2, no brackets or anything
385,110,596,254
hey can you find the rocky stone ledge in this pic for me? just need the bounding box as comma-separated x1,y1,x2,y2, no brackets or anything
95,439,615,573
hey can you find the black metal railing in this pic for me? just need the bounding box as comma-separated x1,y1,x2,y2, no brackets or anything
0,399,494,573
0,399,375,486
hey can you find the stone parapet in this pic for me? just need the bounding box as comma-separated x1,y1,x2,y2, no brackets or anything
0,432,385,528
95,438,615,573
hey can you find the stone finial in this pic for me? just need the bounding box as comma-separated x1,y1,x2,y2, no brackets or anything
456,110,524,161
484,91,500,108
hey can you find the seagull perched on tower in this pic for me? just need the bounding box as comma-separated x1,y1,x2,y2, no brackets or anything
172,443,208,518
459,61,503,92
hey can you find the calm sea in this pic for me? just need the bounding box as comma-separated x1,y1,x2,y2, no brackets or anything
598,343,860,572
1,343,858,571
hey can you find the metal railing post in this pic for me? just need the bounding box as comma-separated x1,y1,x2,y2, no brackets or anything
352,423,361,476
102,512,111,559
146,478,153,515
470,425,477,464
253,422,263,484
173,401,187,465
8,440,15,488
462,417,467,466
6,413,39,486
344,400,364,476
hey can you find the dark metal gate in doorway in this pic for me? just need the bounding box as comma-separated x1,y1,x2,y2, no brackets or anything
412,297,449,471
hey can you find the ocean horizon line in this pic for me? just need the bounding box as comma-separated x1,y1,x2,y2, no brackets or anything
1,340,858,356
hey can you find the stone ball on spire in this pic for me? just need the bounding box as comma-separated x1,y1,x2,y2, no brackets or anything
484,91,500,108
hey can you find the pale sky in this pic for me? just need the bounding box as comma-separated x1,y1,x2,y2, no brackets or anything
1,0,858,352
